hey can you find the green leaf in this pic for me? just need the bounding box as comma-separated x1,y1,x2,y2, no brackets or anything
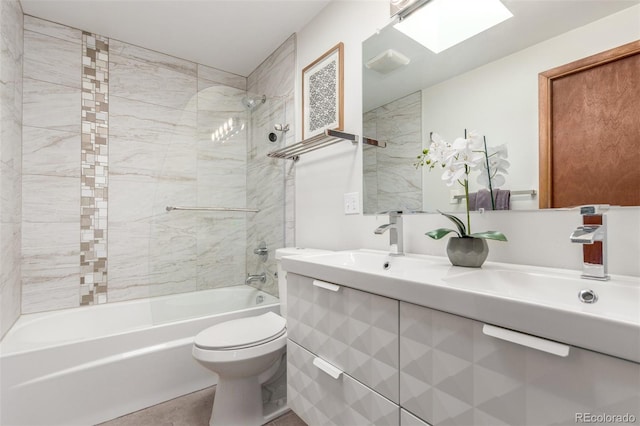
468,231,508,241
426,228,460,240
436,210,467,236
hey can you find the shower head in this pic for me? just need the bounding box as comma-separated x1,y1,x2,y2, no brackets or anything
242,94,266,110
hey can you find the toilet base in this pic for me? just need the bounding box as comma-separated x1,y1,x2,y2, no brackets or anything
211,375,263,426
208,354,289,426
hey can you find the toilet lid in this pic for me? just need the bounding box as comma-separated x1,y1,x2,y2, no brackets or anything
194,311,286,350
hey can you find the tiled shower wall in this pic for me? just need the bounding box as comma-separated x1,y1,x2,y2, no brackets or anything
0,0,23,338
245,34,296,296
363,91,422,213
20,16,290,314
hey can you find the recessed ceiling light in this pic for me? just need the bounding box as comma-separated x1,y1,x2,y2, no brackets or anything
394,0,513,54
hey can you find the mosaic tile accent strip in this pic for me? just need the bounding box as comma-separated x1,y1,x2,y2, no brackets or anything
80,32,109,305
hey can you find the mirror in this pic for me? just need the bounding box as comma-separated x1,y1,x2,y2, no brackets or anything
362,0,640,214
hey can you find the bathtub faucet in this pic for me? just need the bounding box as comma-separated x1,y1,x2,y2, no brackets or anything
246,273,266,285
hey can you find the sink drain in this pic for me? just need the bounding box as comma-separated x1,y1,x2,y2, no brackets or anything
578,289,598,304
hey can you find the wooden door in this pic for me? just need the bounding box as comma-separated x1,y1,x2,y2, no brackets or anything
539,40,640,208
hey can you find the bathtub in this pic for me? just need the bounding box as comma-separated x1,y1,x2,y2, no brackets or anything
0,285,280,426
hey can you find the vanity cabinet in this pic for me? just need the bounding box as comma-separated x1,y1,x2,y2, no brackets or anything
286,273,400,425
400,301,640,426
287,273,399,402
286,271,640,426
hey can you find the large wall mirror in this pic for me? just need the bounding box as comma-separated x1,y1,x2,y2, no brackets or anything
362,0,640,214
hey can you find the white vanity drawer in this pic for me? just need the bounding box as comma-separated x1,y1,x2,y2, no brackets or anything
287,339,399,426
400,301,640,426
287,273,400,402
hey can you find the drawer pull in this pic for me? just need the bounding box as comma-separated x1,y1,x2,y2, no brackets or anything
313,357,343,379
482,324,570,357
312,280,341,292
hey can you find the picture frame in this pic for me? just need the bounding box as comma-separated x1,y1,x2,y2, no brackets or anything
302,42,344,139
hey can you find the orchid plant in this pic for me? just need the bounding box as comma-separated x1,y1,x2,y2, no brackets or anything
415,130,508,242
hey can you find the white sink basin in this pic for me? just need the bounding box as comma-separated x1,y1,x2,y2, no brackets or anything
296,249,450,275
282,249,640,363
443,267,639,323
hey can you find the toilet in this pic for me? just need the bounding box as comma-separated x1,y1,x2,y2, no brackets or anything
192,247,329,426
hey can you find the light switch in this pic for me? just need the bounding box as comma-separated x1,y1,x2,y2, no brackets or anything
344,192,360,215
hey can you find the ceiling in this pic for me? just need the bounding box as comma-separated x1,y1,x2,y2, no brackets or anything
20,0,332,77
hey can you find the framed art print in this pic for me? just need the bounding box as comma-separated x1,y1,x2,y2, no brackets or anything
302,42,344,139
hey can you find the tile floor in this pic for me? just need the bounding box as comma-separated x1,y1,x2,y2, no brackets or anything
98,386,307,426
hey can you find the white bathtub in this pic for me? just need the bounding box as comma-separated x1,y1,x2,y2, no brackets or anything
0,285,280,426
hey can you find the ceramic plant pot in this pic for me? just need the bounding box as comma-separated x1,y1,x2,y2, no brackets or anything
446,237,489,268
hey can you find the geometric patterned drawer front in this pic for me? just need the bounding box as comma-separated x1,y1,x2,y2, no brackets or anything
400,301,640,426
287,339,399,426
287,273,399,402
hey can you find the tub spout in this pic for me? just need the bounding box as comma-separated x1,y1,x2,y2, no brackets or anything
246,273,266,285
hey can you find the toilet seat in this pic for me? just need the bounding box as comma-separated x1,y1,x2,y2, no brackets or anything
194,311,286,350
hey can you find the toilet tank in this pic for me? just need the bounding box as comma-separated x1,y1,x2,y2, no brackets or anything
275,248,331,318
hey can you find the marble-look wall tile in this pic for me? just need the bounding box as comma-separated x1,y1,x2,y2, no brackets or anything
110,39,197,112
148,212,197,287
245,35,296,298
24,28,81,88
22,127,80,177
20,19,83,313
0,161,21,223
192,72,248,291
108,217,197,302
110,40,196,77
107,41,243,302
247,34,296,98
109,175,196,223
0,221,21,336
22,174,80,223
197,110,246,208
24,15,81,45
365,91,422,213
196,215,246,290
109,95,197,141
198,64,246,91
109,174,198,301
104,221,150,301
21,222,80,313
109,96,197,180
23,77,80,132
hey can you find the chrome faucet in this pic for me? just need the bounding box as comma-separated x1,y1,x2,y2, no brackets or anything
375,211,404,256
245,273,266,285
570,205,609,280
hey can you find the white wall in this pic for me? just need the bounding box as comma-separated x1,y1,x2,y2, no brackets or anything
295,1,640,277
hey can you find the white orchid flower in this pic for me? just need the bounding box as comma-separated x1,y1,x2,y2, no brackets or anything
477,142,510,188
442,163,467,186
